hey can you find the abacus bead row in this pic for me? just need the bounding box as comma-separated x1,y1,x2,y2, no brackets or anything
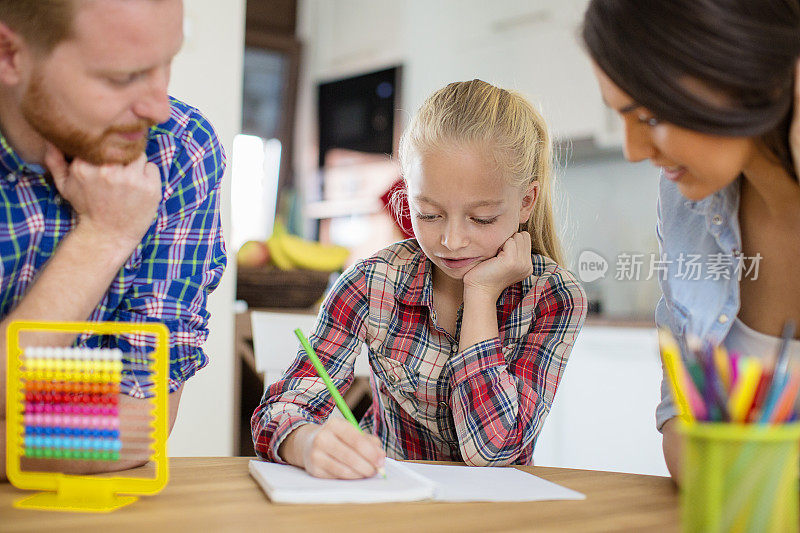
23,347,123,361
24,448,121,461
20,370,121,383
23,436,122,451
24,403,119,416
25,426,121,439
24,391,119,405
24,413,119,429
24,381,120,394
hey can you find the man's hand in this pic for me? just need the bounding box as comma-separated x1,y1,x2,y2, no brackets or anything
462,231,534,301
44,144,162,251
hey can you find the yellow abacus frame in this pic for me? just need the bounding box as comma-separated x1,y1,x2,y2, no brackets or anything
6,320,170,512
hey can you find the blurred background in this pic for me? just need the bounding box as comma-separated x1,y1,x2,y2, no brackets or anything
170,0,668,476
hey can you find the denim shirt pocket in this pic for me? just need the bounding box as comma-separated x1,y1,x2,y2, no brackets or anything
664,294,691,338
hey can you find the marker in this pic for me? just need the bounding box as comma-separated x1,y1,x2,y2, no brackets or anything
758,321,796,423
728,358,762,423
712,345,731,393
767,372,800,424
658,329,697,422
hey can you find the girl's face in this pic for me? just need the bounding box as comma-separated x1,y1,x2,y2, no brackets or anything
405,144,537,282
593,64,760,201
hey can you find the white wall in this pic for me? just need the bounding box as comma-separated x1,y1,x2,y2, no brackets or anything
558,156,663,317
165,0,245,456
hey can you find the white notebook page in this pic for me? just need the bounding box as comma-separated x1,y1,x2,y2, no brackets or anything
402,461,586,502
248,458,437,504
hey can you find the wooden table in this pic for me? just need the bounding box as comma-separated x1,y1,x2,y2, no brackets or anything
1,457,679,532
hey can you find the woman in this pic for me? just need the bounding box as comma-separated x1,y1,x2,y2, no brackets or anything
582,0,800,483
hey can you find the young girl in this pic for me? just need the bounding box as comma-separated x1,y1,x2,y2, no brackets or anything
251,80,587,479
582,0,800,483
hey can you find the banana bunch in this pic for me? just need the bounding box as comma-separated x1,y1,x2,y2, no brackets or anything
266,221,350,272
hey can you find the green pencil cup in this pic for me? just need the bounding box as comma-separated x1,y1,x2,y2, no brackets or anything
679,421,800,533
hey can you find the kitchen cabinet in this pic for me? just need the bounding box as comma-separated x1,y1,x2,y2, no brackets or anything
404,0,608,141
310,0,406,80
534,325,670,476
299,0,622,145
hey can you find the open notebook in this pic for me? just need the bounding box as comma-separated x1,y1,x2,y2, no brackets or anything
249,458,585,504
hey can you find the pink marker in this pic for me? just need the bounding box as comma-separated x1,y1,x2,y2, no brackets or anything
729,351,740,388
680,364,709,420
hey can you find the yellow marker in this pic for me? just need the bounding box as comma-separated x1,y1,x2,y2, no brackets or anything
658,329,695,422
728,358,762,423
712,345,731,393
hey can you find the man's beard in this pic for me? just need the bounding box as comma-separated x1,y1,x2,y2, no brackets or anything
21,70,154,166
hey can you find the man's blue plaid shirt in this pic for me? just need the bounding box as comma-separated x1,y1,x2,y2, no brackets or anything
0,97,227,396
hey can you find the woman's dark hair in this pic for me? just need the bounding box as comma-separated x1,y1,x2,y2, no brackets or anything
582,0,800,181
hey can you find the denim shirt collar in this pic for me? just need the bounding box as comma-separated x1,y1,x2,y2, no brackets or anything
682,175,741,216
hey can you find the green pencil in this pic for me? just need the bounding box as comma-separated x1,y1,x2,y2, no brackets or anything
293,328,386,478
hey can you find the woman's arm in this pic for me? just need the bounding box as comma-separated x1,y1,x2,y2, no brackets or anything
662,417,683,485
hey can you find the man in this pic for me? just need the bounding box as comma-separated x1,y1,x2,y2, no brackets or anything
0,0,227,479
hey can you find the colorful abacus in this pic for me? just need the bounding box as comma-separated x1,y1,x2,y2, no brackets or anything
6,321,170,513
21,347,124,463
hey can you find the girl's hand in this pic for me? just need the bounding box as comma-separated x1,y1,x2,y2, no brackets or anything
791,58,800,175
463,231,534,301
294,419,385,479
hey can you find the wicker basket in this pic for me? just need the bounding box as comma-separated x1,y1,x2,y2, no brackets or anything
236,266,332,309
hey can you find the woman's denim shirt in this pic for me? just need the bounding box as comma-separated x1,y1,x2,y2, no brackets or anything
654,174,745,430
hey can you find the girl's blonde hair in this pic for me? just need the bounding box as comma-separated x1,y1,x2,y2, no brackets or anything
398,79,564,266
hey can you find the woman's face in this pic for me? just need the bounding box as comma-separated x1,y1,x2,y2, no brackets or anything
593,64,760,201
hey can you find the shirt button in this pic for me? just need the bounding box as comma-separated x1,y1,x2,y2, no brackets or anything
718,314,729,324
711,214,723,225
54,195,63,205
386,374,397,384
438,401,448,410
7,174,16,183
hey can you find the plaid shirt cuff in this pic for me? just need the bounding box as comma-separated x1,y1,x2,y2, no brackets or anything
449,337,507,387
264,413,318,464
